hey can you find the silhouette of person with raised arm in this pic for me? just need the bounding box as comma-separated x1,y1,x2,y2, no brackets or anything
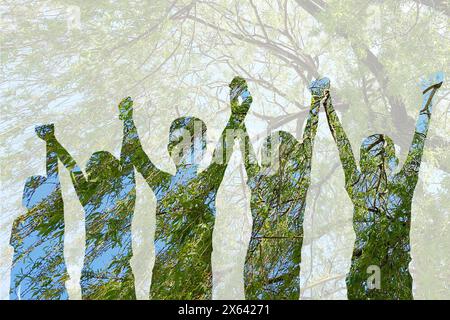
119,77,252,299
10,124,68,300
323,73,443,299
239,78,327,299
40,118,137,299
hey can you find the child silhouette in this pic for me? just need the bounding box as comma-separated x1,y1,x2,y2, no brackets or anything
323,73,443,299
9,124,68,300
40,122,137,299
238,78,327,299
119,77,252,299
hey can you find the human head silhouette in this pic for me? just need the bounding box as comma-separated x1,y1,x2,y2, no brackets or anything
86,151,121,182
167,117,207,169
360,134,399,178
260,131,298,174
118,97,133,121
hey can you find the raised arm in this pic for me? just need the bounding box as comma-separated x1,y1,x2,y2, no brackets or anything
210,77,259,177
35,124,88,193
118,97,168,188
41,126,58,178
399,73,444,178
239,122,260,178
301,78,323,160
321,83,359,187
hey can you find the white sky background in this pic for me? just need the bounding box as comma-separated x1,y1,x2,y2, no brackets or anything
1,0,449,299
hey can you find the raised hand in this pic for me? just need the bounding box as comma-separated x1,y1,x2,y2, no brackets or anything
118,96,134,121
420,71,444,94
229,76,252,121
35,124,55,141
309,77,330,97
